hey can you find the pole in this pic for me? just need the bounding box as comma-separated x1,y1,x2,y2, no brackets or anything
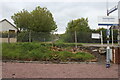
44,38,45,42
29,30,31,42
8,30,10,43
118,28,120,46
118,19,120,46
100,30,103,46
75,30,77,48
111,26,114,46
118,1,120,46
106,26,110,68
106,0,110,68
52,31,54,47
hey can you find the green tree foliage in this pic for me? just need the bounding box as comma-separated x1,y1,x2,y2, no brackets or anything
11,6,57,42
59,19,118,43
11,6,57,32
11,9,31,31
31,6,57,32
62,18,92,43
66,18,90,32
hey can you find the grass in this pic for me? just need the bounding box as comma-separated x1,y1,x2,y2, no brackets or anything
2,42,95,62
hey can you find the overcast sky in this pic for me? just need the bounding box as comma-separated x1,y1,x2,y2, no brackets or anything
0,0,119,34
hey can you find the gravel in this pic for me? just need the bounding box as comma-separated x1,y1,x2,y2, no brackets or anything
2,62,119,78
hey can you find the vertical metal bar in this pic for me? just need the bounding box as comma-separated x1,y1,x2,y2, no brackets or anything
106,25,110,68
29,30,31,42
75,30,77,48
106,0,110,67
118,28,120,46
44,38,45,42
100,30,103,45
118,1,120,46
111,26,114,46
52,31,54,47
8,30,10,43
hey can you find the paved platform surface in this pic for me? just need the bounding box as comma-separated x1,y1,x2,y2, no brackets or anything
2,62,119,78
82,44,118,47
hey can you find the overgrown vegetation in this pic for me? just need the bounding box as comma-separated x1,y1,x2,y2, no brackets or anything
2,42,95,62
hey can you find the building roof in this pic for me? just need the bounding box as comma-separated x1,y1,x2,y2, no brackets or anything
0,19,18,30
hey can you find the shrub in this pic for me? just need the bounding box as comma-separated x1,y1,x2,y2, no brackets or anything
73,52,95,61
2,42,94,62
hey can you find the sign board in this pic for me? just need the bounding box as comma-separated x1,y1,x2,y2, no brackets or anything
98,16,118,26
107,6,117,16
92,33,100,39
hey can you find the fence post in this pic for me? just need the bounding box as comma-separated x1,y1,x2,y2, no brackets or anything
75,30,77,48
8,30,10,43
29,30,31,42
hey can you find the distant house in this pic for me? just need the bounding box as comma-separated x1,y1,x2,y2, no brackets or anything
0,19,18,43
0,19,18,32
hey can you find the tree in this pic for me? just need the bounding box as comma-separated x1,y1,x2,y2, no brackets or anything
11,6,57,42
63,18,92,43
30,6,57,32
66,18,90,33
11,6,57,32
11,9,31,31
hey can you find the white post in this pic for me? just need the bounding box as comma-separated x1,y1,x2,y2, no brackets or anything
100,30,103,46
106,26,110,68
52,30,54,47
29,30,31,42
75,30,77,48
106,1,111,68
8,30,10,43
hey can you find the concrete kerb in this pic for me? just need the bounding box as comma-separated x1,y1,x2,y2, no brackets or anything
2,60,97,64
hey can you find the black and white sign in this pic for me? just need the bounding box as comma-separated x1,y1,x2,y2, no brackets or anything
98,16,118,26
92,33,100,39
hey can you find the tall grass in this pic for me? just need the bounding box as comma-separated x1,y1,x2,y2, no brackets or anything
2,42,95,62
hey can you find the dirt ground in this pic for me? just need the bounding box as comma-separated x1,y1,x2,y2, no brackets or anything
2,62,119,78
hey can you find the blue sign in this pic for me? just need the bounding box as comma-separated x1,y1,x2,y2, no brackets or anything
98,24,118,26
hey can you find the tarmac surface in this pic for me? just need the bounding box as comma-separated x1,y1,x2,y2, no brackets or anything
2,62,119,78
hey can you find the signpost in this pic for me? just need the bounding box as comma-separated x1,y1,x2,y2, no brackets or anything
98,16,119,68
106,25,110,68
98,1,120,68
